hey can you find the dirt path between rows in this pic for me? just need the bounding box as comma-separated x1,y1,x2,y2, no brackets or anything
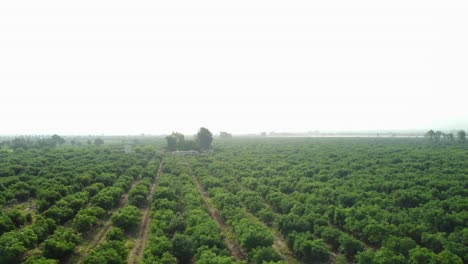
193,159,300,264
73,178,141,264
127,160,164,264
271,232,300,264
73,157,159,264
184,159,246,261
249,202,300,264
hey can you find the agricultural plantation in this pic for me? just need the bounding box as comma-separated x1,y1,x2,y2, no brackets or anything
0,136,466,263
4,0,468,261
3,0,468,262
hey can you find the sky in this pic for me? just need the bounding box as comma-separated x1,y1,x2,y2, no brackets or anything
1,0,467,135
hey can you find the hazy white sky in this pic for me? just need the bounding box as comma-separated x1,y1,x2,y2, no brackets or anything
1,0,467,135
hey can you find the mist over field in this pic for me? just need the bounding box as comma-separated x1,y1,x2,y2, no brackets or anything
1,1,468,135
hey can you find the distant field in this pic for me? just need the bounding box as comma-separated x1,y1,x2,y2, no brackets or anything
0,138,466,263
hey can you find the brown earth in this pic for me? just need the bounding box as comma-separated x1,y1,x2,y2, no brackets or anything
127,161,164,264
73,157,158,264
184,159,246,261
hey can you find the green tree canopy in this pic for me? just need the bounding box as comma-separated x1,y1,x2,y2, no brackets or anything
94,138,104,146
196,127,213,150
111,205,141,231
51,134,65,145
457,130,466,142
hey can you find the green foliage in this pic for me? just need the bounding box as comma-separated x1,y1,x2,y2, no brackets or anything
91,186,124,210
196,127,213,150
84,182,104,197
2,137,468,263
0,142,156,262
165,128,213,151
0,212,15,235
248,247,282,264
258,208,276,226
191,137,468,261
0,228,38,263
363,223,392,244
72,206,105,233
51,134,65,145
185,215,223,249
338,235,365,258
165,132,197,151
142,159,240,264
151,252,178,264
83,240,127,264
408,246,437,264
128,181,150,207
165,134,178,151
383,236,417,257
95,173,117,187
43,205,74,224
421,232,445,253
219,132,233,139
196,248,237,264
290,234,330,262
106,227,125,241
93,138,104,146
373,247,407,264
111,205,141,231
457,130,465,142
279,213,311,235
23,256,59,264
356,249,376,264
318,226,342,250
437,250,463,264
171,233,196,262
144,235,173,259
31,216,57,242
235,218,273,251
43,227,80,259
42,227,80,260
5,135,66,150
72,213,97,233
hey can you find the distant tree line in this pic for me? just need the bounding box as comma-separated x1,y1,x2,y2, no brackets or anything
0,134,66,150
425,130,465,144
0,135,106,150
165,127,213,151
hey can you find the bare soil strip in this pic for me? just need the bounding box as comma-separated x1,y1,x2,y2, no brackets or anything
190,159,300,264
184,159,246,261
249,204,301,264
74,178,141,264
128,161,164,264
271,232,300,264
74,158,158,264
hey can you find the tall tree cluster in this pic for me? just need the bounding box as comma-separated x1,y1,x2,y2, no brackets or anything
425,130,465,144
196,127,213,150
165,127,213,151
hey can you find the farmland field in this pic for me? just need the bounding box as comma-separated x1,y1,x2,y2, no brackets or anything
0,138,467,264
